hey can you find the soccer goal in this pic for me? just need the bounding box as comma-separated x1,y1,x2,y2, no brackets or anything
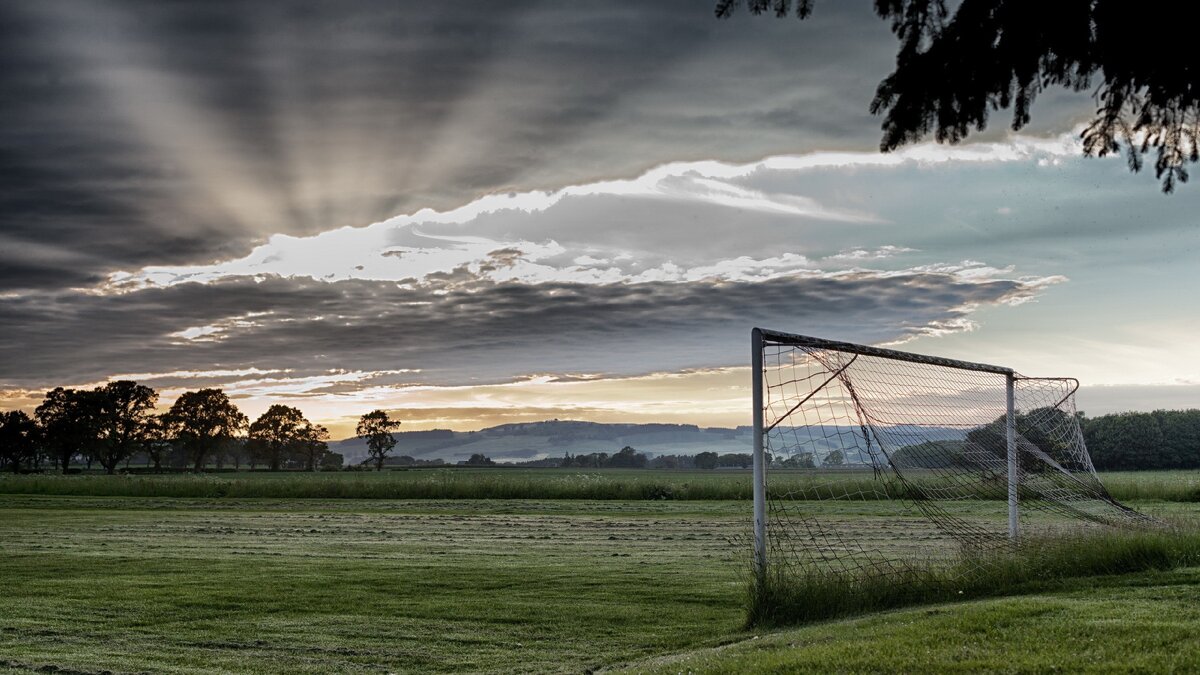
751,327,1147,585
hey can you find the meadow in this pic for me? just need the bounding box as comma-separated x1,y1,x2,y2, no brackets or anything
2,467,1199,502
0,489,1197,673
0,496,749,673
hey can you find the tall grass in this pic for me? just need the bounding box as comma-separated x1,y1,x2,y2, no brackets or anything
1097,470,1200,502
0,469,754,500
1,469,1197,501
747,524,1200,627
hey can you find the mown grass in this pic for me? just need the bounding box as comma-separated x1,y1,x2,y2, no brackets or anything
0,495,748,673
1,495,1197,673
748,523,1200,627
3,468,1199,502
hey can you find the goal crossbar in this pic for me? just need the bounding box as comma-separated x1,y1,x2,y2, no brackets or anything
756,328,1014,376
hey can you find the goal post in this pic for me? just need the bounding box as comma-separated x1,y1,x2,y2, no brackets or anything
751,327,1145,586
752,328,767,583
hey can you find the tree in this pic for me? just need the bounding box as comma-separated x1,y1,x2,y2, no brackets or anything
966,406,1080,472
92,381,158,475
321,452,345,471
356,409,401,471
164,389,248,472
718,0,1200,192
823,449,845,467
694,451,720,469
464,453,496,466
295,422,330,472
608,446,648,468
890,440,970,469
35,387,102,473
717,452,753,468
248,405,308,471
142,414,172,473
780,452,816,468
0,410,39,473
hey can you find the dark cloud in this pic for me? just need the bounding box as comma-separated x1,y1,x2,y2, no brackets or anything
0,271,1039,390
5,0,1058,293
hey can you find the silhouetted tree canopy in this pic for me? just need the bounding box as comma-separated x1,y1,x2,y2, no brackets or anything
36,387,102,474
165,389,248,472
249,405,324,472
142,414,172,473
0,410,39,473
356,409,401,471
717,0,1200,192
464,453,496,466
92,380,158,475
295,422,331,472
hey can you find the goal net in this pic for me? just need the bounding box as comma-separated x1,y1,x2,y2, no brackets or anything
752,328,1148,586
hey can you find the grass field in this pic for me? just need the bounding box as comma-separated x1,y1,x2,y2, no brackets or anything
3,468,1199,502
0,493,1197,673
619,566,1200,673
0,496,749,673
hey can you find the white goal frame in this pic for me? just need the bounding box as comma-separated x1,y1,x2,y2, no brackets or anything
751,327,1021,583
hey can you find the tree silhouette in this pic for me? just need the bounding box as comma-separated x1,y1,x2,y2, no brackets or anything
356,409,401,471
296,422,330,472
142,414,172,473
464,453,496,466
0,410,39,473
92,381,158,475
35,387,102,474
165,389,248,472
717,0,1200,192
248,405,327,471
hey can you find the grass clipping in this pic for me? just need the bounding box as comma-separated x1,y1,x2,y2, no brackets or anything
748,524,1200,627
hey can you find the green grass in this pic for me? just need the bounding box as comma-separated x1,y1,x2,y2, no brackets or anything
618,566,1200,674
3,468,1199,501
0,495,1197,673
749,524,1200,627
1094,469,1200,502
0,495,750,673
0,468,754,500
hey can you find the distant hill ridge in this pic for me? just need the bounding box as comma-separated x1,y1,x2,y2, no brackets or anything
328,419,967,465
330,419,756,465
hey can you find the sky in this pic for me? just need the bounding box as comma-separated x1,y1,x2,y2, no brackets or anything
2,0,1198,439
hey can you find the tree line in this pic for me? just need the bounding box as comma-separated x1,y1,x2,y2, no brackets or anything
1083,409,1200,471
0,381,404,473
551,448,755,469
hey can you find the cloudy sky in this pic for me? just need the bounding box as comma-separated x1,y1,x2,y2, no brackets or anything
2,0,1197,438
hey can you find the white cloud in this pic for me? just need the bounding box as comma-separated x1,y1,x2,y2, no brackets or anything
102,133,1082,292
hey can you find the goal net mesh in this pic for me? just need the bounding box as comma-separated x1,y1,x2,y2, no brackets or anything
761,333,1149,583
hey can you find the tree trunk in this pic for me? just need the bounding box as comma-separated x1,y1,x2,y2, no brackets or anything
193,453,205,472
375,456,383,471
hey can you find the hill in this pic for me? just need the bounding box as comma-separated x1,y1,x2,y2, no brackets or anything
330,420,756,465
